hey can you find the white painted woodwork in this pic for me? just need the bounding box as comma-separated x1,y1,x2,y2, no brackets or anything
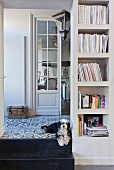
71,0,114,165
0,0,72,10
0,3,4,136
78,53,110,58
35,18,61,115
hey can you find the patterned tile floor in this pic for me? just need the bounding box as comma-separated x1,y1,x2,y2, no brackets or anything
1,115,70,139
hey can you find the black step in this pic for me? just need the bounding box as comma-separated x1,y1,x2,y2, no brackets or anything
0,158,74,170
0,139,74,170
0,139,72,153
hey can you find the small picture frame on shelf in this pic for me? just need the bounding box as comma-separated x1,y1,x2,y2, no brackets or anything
38,71,41,83
84,114,103,127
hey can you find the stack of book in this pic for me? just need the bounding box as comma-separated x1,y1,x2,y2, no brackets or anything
78,115,109,137
78,92,105,109
78,33,109,53
78,116,87,136
86,125,109,137
78,63,102,81
78,5,109,24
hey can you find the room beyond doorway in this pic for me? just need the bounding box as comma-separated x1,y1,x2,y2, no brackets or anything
61,32,70,115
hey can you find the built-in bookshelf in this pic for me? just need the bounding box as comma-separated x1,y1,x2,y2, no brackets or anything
71,0,111,145
72,0,110,139
71,0,114,165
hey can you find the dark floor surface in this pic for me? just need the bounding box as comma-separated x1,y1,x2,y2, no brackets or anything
75,165,114,170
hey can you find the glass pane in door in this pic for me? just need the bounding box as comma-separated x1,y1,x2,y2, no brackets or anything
38,35,47,48
48,35,57,48
38,76,47,90
48,49,57,62
38,49,47,62
48,78,57,90
48,63,57,77
48,21,57,34
38,62,47,77
38,21,47,34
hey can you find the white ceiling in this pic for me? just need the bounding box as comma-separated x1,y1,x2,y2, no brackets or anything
0,0,73,10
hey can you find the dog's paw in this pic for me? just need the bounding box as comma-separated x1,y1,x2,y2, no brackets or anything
64,135,70,145
42,129,46,134
57,136,64,146
41,126,47,134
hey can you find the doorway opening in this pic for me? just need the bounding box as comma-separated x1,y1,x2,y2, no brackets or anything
2,10,71,139
61,36,70,115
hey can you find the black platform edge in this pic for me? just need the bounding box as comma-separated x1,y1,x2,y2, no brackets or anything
0,152,74,160
0,139,74,170
0,139,72,153
0,158,74,170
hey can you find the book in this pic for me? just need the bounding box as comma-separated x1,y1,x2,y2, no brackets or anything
78,92,105,109
86,125,109,137
78,5,109,25
78,33,108,53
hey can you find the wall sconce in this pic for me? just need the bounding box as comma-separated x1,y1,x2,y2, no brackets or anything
52,10,70,40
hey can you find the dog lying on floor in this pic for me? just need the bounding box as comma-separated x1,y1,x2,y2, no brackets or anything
41,119,71,146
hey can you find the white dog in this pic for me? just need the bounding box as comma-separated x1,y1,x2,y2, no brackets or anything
41,119,71,146
57,119,71,146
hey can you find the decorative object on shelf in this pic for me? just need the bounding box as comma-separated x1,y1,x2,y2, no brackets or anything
78,63,102,81
84,114,103,127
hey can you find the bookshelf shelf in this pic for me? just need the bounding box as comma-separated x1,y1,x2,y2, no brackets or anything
77,81,110,86
79,0,109,5
78,53,110,58
77,109,109,115
77,136,109,139
78,24,109,33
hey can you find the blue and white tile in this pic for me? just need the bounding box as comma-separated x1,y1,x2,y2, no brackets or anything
1,115,70,139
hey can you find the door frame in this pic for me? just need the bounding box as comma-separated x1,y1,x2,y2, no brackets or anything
29,11,61,115
0,3,5,137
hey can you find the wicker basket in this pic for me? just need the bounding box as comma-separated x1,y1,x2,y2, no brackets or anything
7,106,28,118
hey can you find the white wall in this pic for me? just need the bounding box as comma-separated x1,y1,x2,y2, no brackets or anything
4,9,30,115
4,9,60,115
0,3,5,135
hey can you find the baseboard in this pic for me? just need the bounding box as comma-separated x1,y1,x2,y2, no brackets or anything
0,126,5,137
74,157,114,165
0,112,5,137
36,110,60,115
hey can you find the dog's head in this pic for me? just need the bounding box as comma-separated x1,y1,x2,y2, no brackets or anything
60,119,70,131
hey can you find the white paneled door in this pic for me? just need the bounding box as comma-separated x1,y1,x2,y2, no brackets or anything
36,19,61,115
30,14,61,115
